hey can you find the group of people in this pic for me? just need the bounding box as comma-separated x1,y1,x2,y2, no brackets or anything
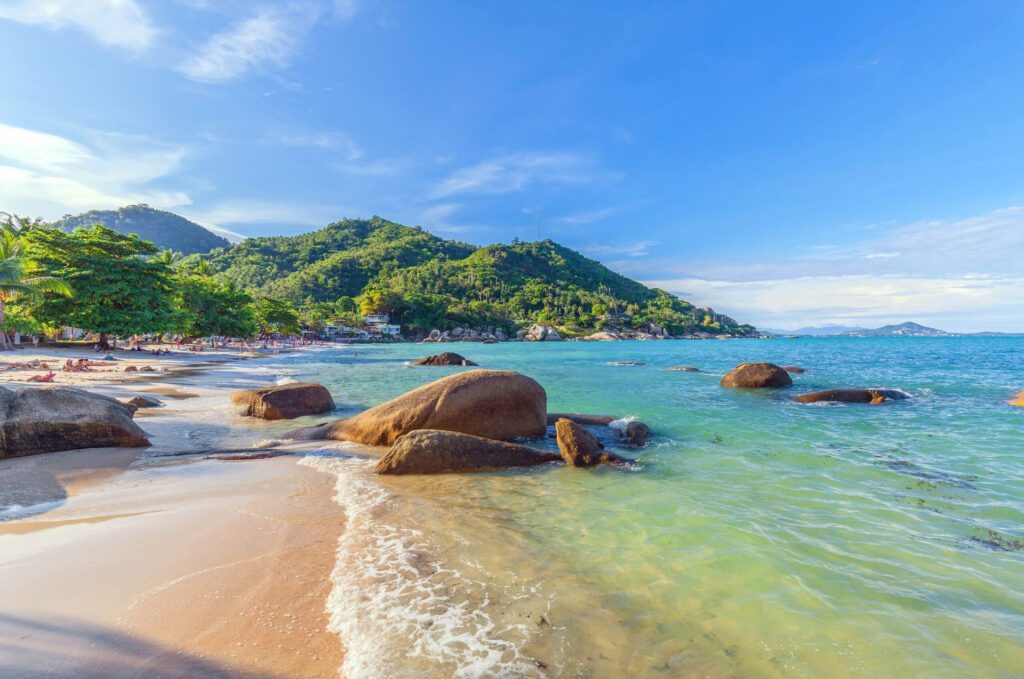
62,358,96,373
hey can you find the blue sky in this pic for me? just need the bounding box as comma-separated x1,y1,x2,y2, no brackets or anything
1,1,1023,331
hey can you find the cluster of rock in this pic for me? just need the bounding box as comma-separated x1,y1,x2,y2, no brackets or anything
284,370,649,474
231,382,335,420
422,326,508,343
0,386,150,459
518,324,562,341
719,361,910,406
579,324,669,341
410,352,478,366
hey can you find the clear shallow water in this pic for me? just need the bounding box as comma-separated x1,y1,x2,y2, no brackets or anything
275,338,1022,678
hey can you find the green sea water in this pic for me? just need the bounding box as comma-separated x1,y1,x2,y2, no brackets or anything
272,337,1023,678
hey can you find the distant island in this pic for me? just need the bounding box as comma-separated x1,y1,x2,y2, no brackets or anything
765,321,1021,337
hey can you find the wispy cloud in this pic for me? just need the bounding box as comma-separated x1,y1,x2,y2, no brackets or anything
0,122,190,218
190,200,347,228
632,206,1024,332
430,152,617,199
178,5,320,83
554,206,619,225
584,240,658,258
0,0,157,51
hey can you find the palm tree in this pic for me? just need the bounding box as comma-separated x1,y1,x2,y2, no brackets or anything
0,225,73,349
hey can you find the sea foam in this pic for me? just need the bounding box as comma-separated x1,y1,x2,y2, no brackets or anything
300,449,545,678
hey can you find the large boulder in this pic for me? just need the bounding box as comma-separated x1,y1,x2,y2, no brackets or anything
231,382,335,420
555,418,626,467
720,362,793,388
525,324,562,342
410,352,478,367
623,421,651,446
375,430,560,474
0,386,150,458
286,370,547,446
792,388,909,404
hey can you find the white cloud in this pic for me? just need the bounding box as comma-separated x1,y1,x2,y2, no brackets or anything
0,123,190,219
554,207,618,225
430,152,616,199
416,203,488,235
585,240,658,258
178,6,319,83
0,0,157,51
632,206,1024,332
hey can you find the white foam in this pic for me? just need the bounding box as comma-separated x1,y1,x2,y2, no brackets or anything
275,375,297,385
608,415,637,432
301,450,543,678
0,500,63,522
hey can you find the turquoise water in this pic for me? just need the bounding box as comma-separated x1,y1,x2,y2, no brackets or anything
273,337,1023,678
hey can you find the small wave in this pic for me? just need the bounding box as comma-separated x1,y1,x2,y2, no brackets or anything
301,451,544,678
608,416,637,432
0,500,63,522
275,375,297,385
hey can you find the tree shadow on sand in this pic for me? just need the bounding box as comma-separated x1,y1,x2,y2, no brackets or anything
0,614,283,679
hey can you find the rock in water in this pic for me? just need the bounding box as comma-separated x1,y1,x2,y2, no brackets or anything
720,362,793,388
624,421,651,446
231,383,335,420
410,352,479,366
546,413,615,426
792,388,910,404
664,366,700,372
375,429,560,474
0,386,149,458
555,418,627,467
781,365,806,374
124,395,163,408
286,370,547,445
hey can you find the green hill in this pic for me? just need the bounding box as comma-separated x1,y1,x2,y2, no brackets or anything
51,205,229,255
198,215,753,337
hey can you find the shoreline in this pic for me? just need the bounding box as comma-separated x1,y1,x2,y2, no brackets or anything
0,346,346,678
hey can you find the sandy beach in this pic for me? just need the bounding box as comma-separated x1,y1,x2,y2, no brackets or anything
0,346,345,679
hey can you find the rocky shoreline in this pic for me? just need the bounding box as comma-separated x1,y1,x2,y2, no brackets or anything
419,322,761,344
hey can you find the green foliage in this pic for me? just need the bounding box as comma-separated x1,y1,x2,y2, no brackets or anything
175,274,259,338
200,217,753,336
50,205,229,255
23,225,180,339
253,297,301,335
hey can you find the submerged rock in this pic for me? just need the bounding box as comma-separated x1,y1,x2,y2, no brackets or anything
410,352,478,366
555,418,627,467
781,365,806,374
286,370,547,446
664,366,700,372
546,413,615,426
124,395,163,409
231,382,335,420
623,421,651,446
0,386,149,458
375,429,560,474
721,362,793,388
792,388,910,404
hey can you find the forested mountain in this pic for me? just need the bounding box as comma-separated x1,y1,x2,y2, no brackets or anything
51,205,229,255
197,216,753,336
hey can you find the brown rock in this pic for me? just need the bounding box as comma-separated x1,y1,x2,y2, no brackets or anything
287,370,547,446
781,365,806,374
375,429,560,474
123,365,138,372
555,418,627,467
410,352,478,366
231,382,335,420
125,395,163,408
623,421,651,446
546,413,615,426
792,388,910,404
721,362,793,388
0,386,149,458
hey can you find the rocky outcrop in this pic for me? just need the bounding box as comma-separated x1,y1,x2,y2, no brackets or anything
580,331,622,341
781,366,806,374
0,386,150,458
286,370,547,446
792,388,910,404
664,366,700,372
519,324,562,342
546,413,615,426
721,362,793,388
375,429,560,474
410,352,478,367
422,326,507,343
623,421,651,446
124,395,163,408
231,383,335,420
555,418,626,467
580,324,669,341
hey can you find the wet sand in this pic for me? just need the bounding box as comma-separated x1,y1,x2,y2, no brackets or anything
0,347,345,678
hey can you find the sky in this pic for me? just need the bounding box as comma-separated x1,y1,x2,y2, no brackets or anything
1,0,1023,332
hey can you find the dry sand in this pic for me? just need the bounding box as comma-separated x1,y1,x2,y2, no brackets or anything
0,346,345,678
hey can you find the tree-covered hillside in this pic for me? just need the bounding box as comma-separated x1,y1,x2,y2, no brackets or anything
51,205,229,255
198,216,754,336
